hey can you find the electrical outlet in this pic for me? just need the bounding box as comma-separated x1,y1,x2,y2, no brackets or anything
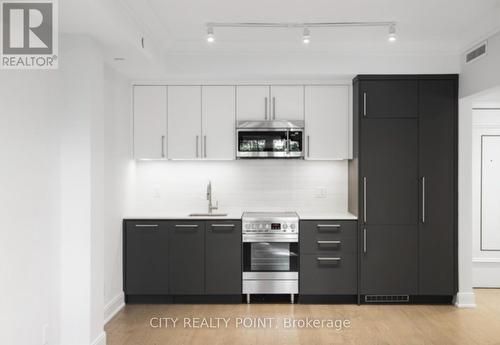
313,187,327,198
42,324,49,345
153,186,161,198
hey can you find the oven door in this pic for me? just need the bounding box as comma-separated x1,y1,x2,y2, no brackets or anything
236,129,303,158
242,234,299,273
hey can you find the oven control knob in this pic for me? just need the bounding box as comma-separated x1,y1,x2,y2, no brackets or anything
282,223,288,230
265,224,270,229
290,224,296,230
245,224,250,229
252,224,257,229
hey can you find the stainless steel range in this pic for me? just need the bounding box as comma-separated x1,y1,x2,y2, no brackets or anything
242,212,299,304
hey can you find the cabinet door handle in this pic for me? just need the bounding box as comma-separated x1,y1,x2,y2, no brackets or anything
196,135,199,158
422,176,426,223
317,257,341,261
317,224,341,229
272,97,276,120
363,177,367,223
135,224,159,228
264,97,268,120
363,228,367,253
363,92,367,116
307,135,310,158
204,135,207,158
161,135,165,158
317,240,341,244
211,224,235,227
175,224,199,228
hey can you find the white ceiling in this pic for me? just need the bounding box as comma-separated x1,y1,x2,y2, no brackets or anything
60,0,500,77
145,0,500,54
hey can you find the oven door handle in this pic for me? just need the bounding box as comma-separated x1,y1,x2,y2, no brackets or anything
242,234,298,243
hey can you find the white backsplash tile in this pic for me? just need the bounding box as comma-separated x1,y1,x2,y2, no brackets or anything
128,160,348,215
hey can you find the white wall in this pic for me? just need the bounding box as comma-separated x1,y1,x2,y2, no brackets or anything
0,70,61,345
58,36,108,345
456,97,476,308
128,160,348,216
0,35,120,345
151,52,461,81
102,65,133,323
472,108,500,287
460,30,500,98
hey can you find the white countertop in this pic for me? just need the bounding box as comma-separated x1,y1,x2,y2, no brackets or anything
124,212,243,220
297,211,358,220
124,210,357,221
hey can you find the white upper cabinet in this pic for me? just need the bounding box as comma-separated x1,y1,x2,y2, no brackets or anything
236,86,271,121
133,83,351,161
133,85,167,160
305,85,351,160
202,86,236,160
167,86,202,160
270,86,304,120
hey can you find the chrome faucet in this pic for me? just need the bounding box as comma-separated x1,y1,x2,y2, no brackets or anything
207,181,219,214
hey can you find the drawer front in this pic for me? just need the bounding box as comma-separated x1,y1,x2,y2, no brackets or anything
300,220,357,254
300,253,357,295
302,236,356,254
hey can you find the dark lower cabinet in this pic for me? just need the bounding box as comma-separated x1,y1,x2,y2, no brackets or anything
169,221,205,295
205,221,242,295
299,220,357,297
360,225,418,295
124,219,242,301
300,254,356,295
124,221,169,295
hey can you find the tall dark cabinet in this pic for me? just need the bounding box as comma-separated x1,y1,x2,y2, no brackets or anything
351,75,458,302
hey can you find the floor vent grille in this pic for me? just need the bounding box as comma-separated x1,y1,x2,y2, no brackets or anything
465,41,487,64
365,295,409,303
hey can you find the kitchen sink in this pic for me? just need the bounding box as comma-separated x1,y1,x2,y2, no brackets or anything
188,213,228,217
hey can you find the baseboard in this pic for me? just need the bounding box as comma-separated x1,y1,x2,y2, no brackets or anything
454,292,477,308
104,292,125,325
473,260,500,287
91,332,106,345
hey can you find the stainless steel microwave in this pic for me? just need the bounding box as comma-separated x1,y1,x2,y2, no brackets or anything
236,120,305,158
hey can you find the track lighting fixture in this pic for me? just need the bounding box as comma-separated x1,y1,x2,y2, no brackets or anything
387,24,397,42
302,27,311,44
205,21,397,45
206,26,215,43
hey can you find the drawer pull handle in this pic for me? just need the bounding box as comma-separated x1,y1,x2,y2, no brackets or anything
317,240,341,244
211,224,235,227
317,257,341,261
175,224,199,228
135,224,159,228
317,224,341,229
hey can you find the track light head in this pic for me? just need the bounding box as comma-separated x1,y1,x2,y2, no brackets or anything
302,27,311,44
206,26,215,43
387,24,397,42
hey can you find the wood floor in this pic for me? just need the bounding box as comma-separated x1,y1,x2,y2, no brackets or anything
106,289,500,345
